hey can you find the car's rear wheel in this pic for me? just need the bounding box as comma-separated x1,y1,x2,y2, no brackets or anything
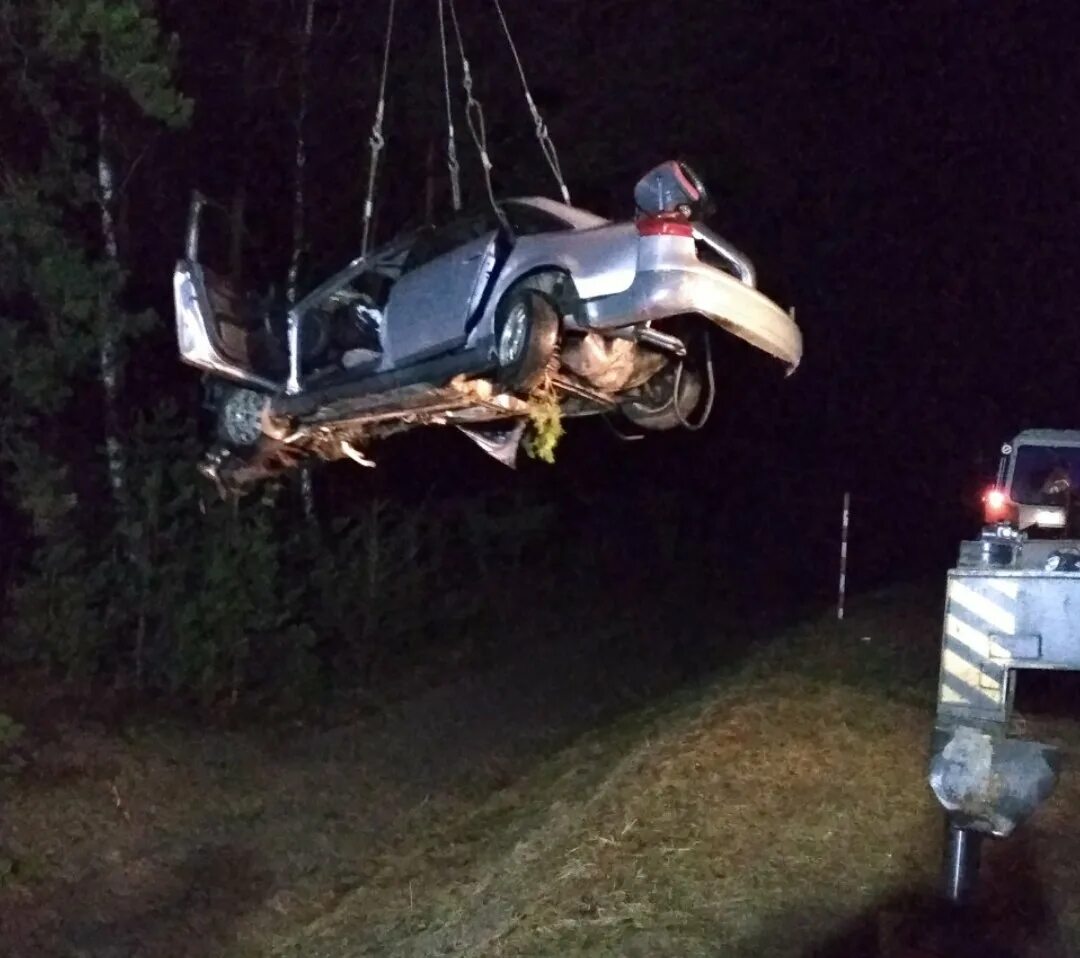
621,363,704,431
494,286,560,392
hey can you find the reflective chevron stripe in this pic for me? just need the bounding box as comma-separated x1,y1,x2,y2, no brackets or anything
938,575,1015,718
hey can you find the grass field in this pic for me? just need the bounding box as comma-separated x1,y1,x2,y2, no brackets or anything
3,585,1079,957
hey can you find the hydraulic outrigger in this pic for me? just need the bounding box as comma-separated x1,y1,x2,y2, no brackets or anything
929,430,1080,901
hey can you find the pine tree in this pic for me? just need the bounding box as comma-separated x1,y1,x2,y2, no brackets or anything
0,0,190,671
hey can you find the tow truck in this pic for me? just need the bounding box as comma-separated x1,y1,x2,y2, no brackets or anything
928,429,1080,901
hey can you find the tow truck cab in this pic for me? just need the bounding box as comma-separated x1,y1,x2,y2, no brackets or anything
982,429,1080,536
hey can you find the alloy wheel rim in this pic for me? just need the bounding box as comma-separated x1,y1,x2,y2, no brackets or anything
499,303,528,366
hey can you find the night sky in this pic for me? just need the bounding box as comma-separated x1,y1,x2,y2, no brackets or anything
126,0,1080,595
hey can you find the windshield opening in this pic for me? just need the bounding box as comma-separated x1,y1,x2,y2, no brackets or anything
1009,445,1080,504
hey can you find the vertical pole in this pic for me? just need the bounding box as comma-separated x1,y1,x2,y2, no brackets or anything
838,491,850,621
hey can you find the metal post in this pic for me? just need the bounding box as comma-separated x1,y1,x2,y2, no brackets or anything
942,820,983,904
838,491,850,620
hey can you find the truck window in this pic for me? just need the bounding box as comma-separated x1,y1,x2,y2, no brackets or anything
1010,446,1080,504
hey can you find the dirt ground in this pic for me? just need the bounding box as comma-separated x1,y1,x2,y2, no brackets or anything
2,586,1079,957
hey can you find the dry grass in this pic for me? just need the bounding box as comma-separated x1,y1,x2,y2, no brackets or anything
4,586,1080,957
269,588,1080,958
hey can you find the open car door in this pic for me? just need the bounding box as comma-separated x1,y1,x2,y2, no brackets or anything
174,195,284,391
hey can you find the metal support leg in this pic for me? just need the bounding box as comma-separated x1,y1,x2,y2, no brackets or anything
928,567,1067,898
942,819,983,904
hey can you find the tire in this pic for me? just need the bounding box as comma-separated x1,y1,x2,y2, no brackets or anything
621,364,704,431
494,286,560,392
216,386,267,448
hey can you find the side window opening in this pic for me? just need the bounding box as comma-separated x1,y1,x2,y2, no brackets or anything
502,202,573,237
403,212,503,274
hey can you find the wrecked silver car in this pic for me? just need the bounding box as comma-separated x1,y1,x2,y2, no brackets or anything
173,162,803,489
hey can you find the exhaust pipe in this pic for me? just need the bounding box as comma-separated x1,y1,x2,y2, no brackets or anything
635,326,687,357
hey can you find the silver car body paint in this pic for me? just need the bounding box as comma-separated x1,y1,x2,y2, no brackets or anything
174,196,802,393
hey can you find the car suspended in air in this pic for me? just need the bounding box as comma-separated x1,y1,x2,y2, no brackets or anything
173,160,803,491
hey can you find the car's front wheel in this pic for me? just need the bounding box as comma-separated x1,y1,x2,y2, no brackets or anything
494,286,560,392
215,385,268,448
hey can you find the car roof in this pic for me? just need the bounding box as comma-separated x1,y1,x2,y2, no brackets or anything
1012,429,1080,448
507,196,610,230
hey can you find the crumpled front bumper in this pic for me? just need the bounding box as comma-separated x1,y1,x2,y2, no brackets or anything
581,266,803,373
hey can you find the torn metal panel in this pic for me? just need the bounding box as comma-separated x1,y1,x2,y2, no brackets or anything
456,420,527,468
